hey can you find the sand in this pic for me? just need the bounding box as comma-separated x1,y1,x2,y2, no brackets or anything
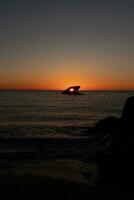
0,157,132,200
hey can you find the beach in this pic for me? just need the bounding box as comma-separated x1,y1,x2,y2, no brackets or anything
0,139,121,200
0,136,134,199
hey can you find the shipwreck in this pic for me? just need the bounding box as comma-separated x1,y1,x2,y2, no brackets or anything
62,86,83,95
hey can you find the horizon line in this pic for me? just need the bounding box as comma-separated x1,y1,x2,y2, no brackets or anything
0,89,134,92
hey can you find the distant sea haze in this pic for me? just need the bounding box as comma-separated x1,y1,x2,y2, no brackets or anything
0,90,134,139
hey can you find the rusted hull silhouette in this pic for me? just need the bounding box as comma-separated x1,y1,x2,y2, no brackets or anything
62,86,83,95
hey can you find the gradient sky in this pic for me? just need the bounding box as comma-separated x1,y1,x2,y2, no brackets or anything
0,0,134,90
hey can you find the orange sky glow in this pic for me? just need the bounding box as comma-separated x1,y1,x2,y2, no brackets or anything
0,1,134,91
0,76,134,91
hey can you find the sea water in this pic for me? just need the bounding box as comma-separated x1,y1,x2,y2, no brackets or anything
0,90,134,139
0,90,134,181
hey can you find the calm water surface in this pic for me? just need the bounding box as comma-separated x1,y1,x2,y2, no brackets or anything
0,91,134,139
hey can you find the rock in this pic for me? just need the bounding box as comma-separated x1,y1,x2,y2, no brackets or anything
87,117,120,137
94,96,134,186
95,116,119,135
94,96,134,151
121,96,134,130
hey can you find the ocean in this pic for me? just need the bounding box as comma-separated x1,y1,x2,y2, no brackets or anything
0,90,134,193
0,90,134,139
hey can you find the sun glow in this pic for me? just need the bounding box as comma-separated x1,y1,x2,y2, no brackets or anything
69,88,74,92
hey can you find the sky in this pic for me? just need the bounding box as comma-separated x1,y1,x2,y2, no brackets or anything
0,0,134,90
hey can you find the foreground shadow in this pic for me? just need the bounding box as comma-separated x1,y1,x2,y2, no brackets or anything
93,96,134,187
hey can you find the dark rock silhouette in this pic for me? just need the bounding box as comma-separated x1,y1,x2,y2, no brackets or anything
93,96,134,186
121,96,134,131
62,86,83,95
95,116,119,135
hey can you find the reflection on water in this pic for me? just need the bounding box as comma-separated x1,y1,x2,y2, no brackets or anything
0,91,134,139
